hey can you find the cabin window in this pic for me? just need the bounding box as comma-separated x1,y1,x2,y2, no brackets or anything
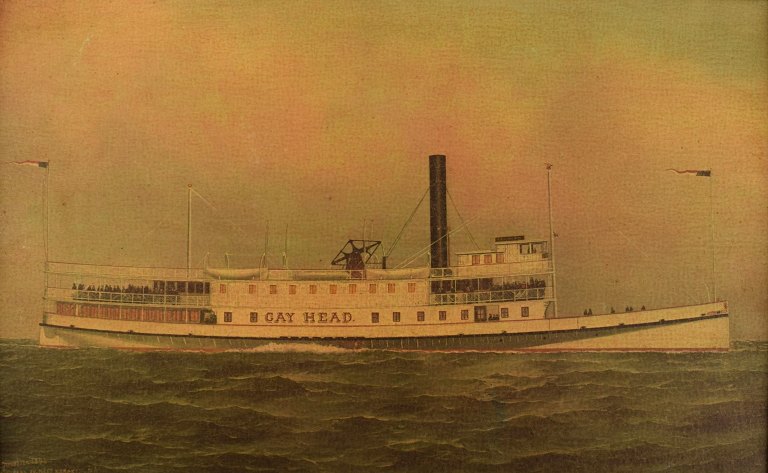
393,312,401,322
224,312,232,323
269,285,277,295
417,311,425,322
387,283,396,294
520,243,530,255
407,282,416,293
348,284,357,294
472,255,480,265
248,284,256,294
496,253,504,264
371,312,379,323
521,306,529,317
289,285,296,295
309,285,317,294
219,284,227,294
484,254,493,264
330,284,337,295
369,283,377,294
461,309,469,320
439,310,447,321
250,312,258,323
501,308,509,318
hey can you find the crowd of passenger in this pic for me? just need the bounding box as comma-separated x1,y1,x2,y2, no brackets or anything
71,283,180,295
497,278,547,290
583,305,648,315
433,277,547,294
71,282,190,304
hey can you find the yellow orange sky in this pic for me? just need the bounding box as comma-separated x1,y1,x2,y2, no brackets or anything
0,1,766,339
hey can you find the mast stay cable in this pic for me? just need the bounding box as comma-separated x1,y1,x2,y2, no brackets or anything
385,187,429,258
447,189,481,250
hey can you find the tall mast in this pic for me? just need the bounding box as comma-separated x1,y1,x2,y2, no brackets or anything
44,162,50,263
43,162,50,295
187,184,192,277
546,163,558,317
709,172,716,302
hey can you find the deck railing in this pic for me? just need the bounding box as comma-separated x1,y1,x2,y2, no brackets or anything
429,287,550,305
70,290,210,306
429,260,553,279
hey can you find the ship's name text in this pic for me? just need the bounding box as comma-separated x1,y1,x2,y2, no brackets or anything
262,312,353,324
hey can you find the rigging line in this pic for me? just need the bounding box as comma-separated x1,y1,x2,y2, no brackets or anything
447,189,480,250
190,187,251,240
610,226,701,304
395,215,481,269
386,187,429,257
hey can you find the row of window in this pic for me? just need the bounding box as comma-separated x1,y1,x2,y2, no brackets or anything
220,307,530,324
220,282,421,295
372,307,527,323
471,253,504,265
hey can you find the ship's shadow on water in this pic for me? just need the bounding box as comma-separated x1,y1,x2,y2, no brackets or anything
1,340,766,473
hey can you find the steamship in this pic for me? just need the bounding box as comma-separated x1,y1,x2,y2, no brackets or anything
39,155,729,351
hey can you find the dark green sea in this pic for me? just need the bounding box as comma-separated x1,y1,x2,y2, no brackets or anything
1,340,765,473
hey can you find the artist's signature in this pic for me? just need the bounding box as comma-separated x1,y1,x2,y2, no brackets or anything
1,458,96,473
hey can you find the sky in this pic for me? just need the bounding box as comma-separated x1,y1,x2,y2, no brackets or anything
0,0,766,340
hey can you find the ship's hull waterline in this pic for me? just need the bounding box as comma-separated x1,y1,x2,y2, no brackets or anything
39,305,729,352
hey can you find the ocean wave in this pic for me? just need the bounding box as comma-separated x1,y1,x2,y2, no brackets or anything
224,342,356,354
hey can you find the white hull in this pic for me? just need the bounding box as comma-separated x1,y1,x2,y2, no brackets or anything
39,301,729,352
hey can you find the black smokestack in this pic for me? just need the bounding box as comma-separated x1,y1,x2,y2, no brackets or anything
429,154,448,269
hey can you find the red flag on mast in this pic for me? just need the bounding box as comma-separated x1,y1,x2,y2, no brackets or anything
10,160,48,168
666,168,711,176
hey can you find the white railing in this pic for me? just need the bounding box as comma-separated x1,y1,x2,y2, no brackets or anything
47,287,210,307
429,287,550,305
429,260,553,279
